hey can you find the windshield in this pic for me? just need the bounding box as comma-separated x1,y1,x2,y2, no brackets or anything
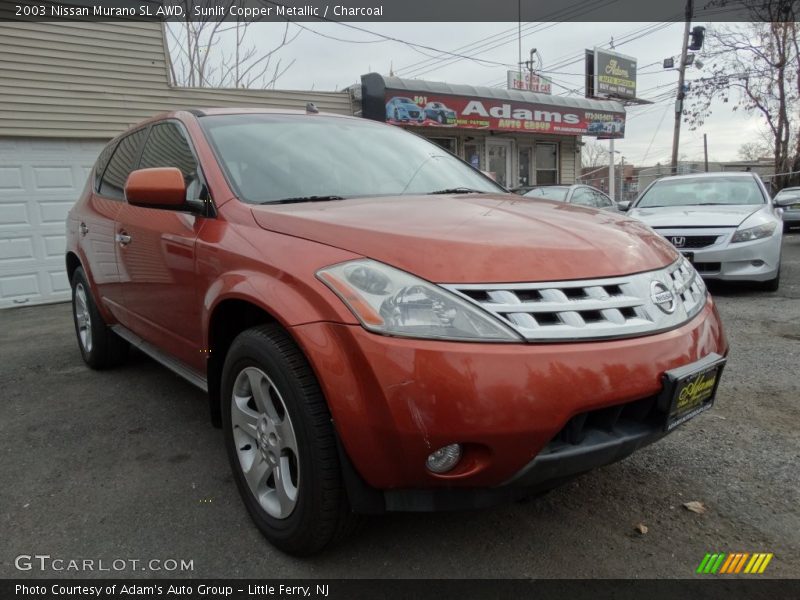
524,186,569,201
637,176,765,208
775,188,800,200
200,114,504,203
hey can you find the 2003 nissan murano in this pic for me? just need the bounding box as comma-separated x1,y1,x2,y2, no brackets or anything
66,108,728,555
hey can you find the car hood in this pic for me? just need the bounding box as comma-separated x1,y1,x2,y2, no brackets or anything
250,194,677,283
628,204,762,228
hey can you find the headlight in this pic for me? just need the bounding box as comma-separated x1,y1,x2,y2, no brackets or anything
731,222,777,243
317,259,521,342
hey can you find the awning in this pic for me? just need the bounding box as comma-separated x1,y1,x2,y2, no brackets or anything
361,73,626,138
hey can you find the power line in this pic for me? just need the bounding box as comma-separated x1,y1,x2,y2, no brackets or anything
394,0,621,79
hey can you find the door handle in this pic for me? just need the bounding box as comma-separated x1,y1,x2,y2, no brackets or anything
79,222,89,236
116,232,132,246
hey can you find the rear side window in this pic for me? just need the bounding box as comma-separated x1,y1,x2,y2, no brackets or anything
139,122,203,201
99,129,148,200
93,140,118,191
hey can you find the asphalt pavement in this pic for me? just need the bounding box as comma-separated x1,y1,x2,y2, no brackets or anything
1,233,798,578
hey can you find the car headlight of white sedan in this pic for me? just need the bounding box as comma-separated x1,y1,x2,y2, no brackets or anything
731,221,777,243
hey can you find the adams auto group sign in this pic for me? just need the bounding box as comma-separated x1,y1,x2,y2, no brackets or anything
361,74,626,138
385,93,625,137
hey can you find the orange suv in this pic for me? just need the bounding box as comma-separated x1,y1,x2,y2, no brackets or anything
66,109,728,555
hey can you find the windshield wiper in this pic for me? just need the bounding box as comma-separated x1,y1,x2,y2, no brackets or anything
266,195,345,205
427,187,487,195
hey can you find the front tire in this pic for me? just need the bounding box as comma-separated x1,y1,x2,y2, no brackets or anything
71,267,129,369
221,324,357,556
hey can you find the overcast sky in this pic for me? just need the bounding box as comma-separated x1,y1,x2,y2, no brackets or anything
181,21,763,165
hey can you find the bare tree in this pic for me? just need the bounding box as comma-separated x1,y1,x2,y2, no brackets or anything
738,141,768,161
685,2,798,188
581,140,609,169
166,2,300,89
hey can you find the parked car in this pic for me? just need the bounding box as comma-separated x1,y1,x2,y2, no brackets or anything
524,184,620,211
587,121,605,134
423,101,457,124
623,172,783,290
67,109,727,556
773,186,800,231
385,96,424,123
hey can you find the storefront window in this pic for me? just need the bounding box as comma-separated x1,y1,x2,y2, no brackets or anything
518,147,532,187
487,141,511,187
429,137,457,154
535,143,558,185
464,142,481,171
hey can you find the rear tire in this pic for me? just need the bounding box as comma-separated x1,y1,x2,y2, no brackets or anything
221,323,358,556
71,267,129,369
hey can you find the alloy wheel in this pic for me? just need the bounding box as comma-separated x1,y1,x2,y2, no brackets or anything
74,283,92,353
231,367,299,519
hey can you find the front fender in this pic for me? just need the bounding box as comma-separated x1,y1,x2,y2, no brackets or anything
201,268,359,348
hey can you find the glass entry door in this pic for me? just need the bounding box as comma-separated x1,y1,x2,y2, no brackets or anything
486,139,512,188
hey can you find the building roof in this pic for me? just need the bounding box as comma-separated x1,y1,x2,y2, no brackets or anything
374,74,625,114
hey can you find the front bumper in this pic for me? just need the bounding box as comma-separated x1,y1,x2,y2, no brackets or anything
291,298,727,506
656,227,782,282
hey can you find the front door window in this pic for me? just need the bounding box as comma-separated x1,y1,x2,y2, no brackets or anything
487,141,511,187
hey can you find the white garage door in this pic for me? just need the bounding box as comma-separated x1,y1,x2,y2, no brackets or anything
0,138,106,308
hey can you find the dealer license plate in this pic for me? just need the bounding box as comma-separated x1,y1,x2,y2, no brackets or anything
660,354,726,431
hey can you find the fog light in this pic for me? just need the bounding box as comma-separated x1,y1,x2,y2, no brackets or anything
751,260,765,267
426,444,462,474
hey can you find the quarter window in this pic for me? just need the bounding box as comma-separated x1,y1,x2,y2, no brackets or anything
99,129,148,200
93,140,118,192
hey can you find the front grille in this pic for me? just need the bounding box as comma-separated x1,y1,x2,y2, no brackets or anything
408,110,420,118
444,257,706,341
663,235,719,249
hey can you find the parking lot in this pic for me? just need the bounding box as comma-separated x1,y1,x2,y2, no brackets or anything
1,233,799,579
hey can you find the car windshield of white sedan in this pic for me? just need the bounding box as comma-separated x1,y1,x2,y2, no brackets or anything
200,114,504,203
637,176,765,208
524,186,569,201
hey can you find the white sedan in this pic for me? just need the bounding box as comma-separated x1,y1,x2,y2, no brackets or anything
623,172,783,290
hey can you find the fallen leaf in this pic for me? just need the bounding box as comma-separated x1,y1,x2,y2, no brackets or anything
635,523,648,534
683,500,707,514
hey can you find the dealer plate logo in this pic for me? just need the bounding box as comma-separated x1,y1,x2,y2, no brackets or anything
651,280,676,314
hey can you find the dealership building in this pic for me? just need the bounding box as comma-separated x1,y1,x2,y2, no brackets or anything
359,73,626,189
0,20,626,308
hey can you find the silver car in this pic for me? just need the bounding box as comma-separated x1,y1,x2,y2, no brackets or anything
523,184,620,212
624,172,783,290
773,186,800,231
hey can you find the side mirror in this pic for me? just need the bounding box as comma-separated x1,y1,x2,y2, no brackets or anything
125,167,186,208
774,195,800,208
617,201,632,212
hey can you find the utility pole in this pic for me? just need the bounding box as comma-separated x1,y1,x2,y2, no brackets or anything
670,0,693,174
609,139,615,201
703,133,709,172
518,0,522,75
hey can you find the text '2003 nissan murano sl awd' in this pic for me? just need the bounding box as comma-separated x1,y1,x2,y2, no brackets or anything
66,109,728,555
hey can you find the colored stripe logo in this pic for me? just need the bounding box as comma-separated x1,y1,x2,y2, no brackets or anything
697,552,773,574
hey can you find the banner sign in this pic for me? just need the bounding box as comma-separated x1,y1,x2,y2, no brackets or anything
593,48,637,99
380,91,625,138
506,70,552,94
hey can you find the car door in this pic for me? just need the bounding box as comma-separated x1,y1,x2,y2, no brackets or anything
87,128,149,319
114,120,210,371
